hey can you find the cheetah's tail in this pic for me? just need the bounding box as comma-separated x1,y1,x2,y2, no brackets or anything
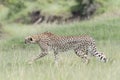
94,51,108,63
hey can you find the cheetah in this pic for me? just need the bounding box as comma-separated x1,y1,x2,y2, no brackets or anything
25,32,107,64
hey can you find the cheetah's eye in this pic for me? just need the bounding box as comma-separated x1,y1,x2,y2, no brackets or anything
29,37,33,41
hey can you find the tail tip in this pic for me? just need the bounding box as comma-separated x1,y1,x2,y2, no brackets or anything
102,57,108,63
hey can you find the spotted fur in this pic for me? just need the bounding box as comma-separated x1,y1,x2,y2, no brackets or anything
25,32,107,64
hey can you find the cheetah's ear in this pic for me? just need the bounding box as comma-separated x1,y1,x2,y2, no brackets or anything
44,31,51,34
44,31,54,36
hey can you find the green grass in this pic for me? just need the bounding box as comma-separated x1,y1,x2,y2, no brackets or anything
2,0,120,22
0,38,120,80
0,13,120,80
0,0,120,80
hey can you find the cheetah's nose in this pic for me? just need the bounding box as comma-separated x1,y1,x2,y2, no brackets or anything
25,40,27,44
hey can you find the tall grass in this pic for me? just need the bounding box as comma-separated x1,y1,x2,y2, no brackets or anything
0,0,120,80
0,12,120,80
0,38,120,80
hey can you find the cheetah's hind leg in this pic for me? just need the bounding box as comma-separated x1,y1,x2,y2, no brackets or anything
74,49,89,64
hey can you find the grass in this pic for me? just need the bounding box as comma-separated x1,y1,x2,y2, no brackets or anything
0,13,120,80
2,0,120,22
0,0,120,80
0,39,120,80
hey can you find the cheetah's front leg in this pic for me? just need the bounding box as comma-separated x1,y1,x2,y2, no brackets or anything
54,50,59,64
28,51,48,64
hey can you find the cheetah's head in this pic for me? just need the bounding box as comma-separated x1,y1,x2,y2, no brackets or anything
25,32,55,44
25,35,39,44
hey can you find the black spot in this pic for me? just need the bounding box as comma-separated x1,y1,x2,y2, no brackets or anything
103,58,106,62
29,37,33,41
100,56,103,60
95,52,98,55
98,54,101,57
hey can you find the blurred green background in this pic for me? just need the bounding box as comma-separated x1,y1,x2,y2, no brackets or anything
0,0,120,80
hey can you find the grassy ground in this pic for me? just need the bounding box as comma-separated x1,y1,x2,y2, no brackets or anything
0,13,120,80
0,0,120,80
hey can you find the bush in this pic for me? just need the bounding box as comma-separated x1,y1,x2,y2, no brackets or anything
0,0,103,23
1,0,26,19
